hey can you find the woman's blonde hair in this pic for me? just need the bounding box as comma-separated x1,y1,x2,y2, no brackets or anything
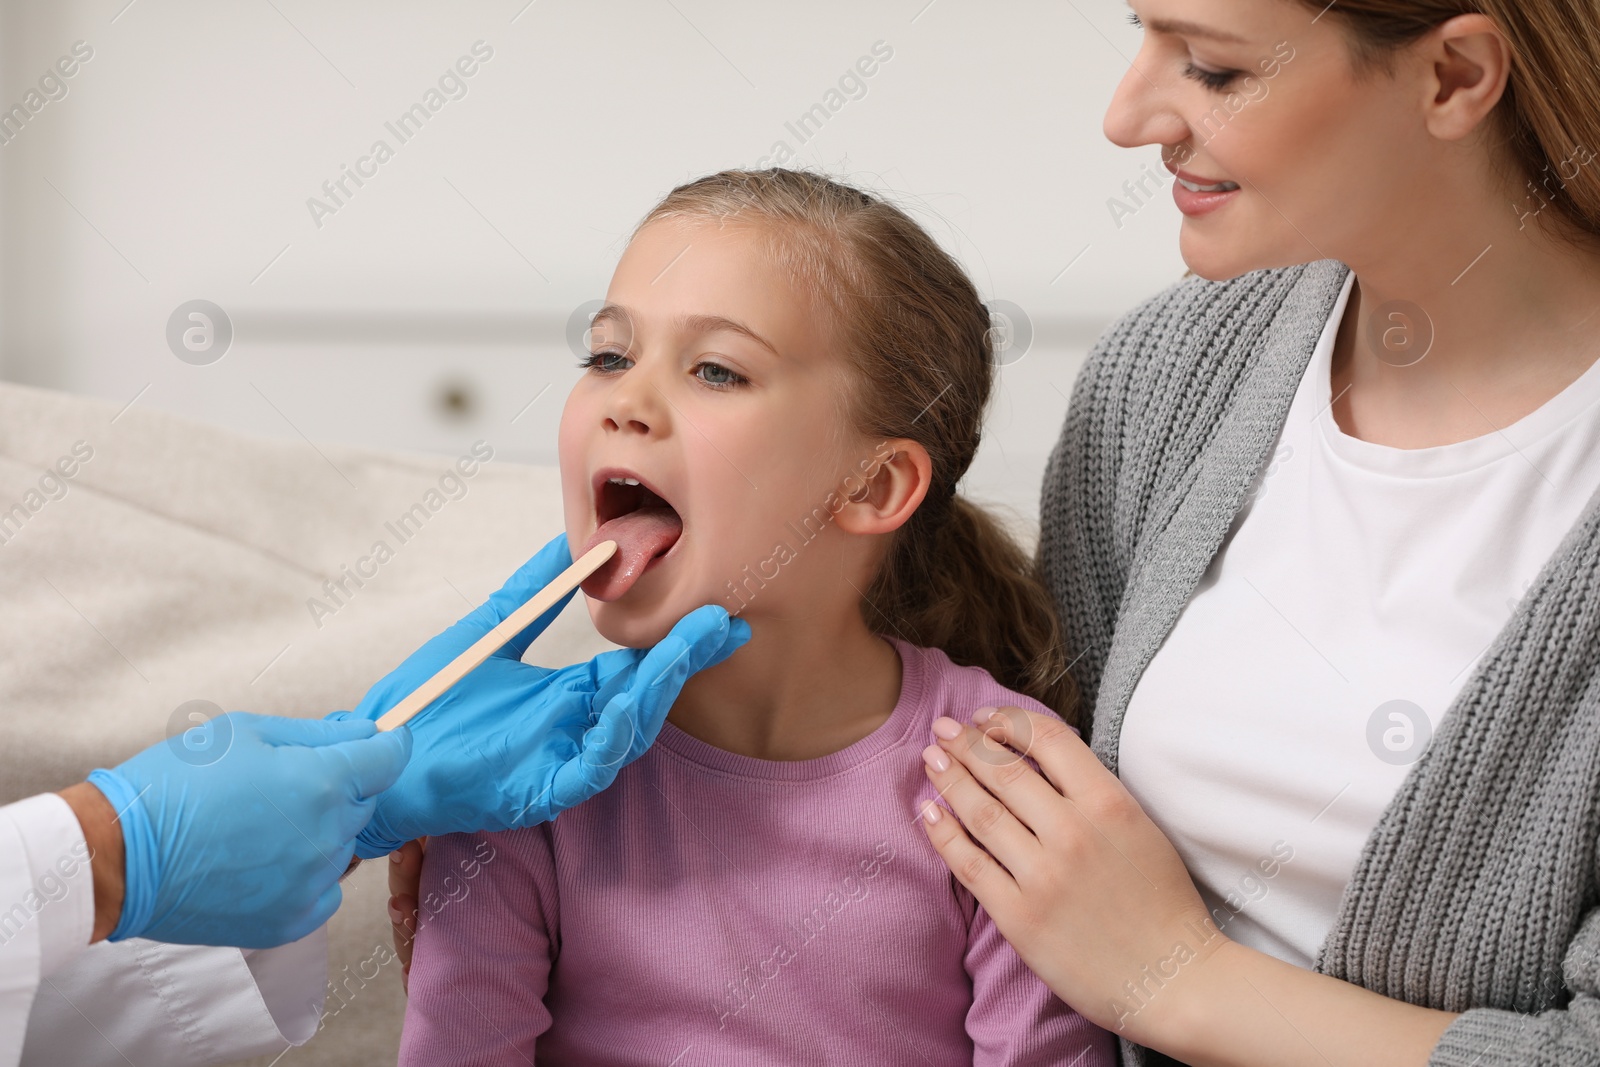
1307,0,1600,240
635,168,1078,725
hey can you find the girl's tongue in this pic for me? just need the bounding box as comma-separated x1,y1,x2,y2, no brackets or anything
580,506,683,601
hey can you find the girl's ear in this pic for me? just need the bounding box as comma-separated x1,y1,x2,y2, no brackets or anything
832,439,933,536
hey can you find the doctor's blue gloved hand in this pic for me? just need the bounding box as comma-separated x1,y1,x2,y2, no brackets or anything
85,713,410,949
339,532,750,860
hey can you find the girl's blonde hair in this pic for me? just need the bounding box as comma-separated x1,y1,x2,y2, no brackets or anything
1305,0,1600,240
636,168,1078,725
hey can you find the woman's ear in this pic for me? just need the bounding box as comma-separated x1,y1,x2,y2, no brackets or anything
832,439,933,536
1420,13,1512,142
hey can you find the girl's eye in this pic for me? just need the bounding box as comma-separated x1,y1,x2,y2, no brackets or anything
576,352,748,390
1126,11,1142,27
576,351,632,373
1183,61,1238,91
694,360,748,389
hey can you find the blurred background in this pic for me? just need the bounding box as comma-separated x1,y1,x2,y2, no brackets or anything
2,3,1191,1063
0,0,1184,531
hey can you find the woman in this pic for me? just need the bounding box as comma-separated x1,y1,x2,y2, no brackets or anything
918,0,1600,1064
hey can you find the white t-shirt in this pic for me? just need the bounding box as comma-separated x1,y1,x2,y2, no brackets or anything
1118,271,1600,967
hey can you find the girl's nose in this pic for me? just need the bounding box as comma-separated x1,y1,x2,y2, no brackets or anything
1103,45,1190,151
602,356,668,437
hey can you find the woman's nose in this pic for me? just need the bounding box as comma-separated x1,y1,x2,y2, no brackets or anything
1103,45,1189,150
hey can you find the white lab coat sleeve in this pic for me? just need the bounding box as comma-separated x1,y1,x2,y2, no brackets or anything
0,793,96,1067
1,792,331,1067
21,928,328,1066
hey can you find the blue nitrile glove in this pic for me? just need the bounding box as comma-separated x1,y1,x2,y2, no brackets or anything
340,532,750,859
85,713,411,948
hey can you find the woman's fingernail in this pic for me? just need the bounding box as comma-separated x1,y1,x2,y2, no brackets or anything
390,850,403,863
973,706,997,724
921,802,943,825
931,716,962,740
922,744,950,772
388,898,404,924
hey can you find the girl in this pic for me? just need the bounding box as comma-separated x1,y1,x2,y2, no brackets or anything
396,169,1115,1066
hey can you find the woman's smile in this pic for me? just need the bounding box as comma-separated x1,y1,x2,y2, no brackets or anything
1170,163,1243,215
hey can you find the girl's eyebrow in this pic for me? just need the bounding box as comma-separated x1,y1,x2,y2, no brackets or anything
589,304,629,338
678,313,782,359
594,303,782,359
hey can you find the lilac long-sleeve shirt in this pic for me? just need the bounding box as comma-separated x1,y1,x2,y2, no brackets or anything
399,636,1115,1066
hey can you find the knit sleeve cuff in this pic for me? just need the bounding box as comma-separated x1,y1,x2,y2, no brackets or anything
1429,1006,1546,1066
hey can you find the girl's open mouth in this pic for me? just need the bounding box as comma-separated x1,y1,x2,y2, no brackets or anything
580,470,684,601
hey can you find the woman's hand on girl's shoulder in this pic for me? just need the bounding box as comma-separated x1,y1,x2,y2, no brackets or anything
916,705,1223,1044
386,837,427,993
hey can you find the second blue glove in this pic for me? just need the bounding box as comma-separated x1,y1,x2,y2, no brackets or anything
342,533,750,857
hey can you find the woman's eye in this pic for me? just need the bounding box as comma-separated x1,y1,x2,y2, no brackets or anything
695,360,748,389
577,351,631,373
1126,11,1142,27
1183,61,1238,91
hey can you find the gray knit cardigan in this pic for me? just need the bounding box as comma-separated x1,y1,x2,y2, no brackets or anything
1037,257,1600,1067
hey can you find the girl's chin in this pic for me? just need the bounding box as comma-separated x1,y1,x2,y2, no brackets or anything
586,599,683,651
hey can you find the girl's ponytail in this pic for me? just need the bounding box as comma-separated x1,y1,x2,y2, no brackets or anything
868,492,1077,725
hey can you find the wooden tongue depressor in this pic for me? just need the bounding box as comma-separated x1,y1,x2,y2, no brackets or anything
374,540,618,733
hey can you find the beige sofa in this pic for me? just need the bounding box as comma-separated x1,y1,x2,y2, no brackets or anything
0,381,613,1065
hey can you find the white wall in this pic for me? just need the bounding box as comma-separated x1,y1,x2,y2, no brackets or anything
0,0,1186,530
